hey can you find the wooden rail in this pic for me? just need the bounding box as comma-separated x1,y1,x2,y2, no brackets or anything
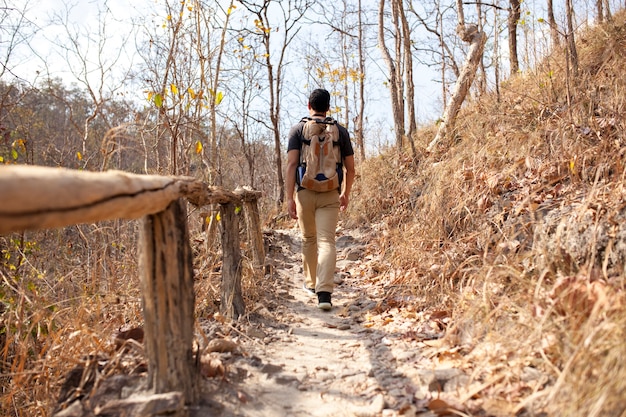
0,165,264,412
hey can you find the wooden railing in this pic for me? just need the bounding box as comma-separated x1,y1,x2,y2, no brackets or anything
0,165,264,410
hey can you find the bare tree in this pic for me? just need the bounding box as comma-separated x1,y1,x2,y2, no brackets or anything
406,0,459,113
302,0,368,160
396,0,417,153
596,0,612,23
427,0,487,151
378,0,405,151
48,3,132,170
0,0,39,82
192,1,235,184
238,0,311,206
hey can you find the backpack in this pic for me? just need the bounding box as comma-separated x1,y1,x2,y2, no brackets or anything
297,117,343,192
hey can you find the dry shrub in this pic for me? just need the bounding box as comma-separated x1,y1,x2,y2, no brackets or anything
0,225,144,417
0,202,270,416
343,10,626,416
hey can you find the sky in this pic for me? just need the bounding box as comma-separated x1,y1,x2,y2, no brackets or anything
9,0,434,151
15,0,145,90
7,0,499,153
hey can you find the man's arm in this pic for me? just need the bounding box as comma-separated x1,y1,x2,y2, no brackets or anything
286,149,300,219
340,154,355,212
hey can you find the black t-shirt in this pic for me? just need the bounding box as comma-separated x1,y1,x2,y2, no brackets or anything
287,117,354,159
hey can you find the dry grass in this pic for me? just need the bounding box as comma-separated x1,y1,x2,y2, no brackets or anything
344,10,626,416
0,214,266,417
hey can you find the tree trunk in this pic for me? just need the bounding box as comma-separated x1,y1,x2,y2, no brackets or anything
140,200,199,406
493,9,501,102
378,0,405,151
397,0,417,157
390,0,405,140
508,0,521,76
547,0,560,49
565,0,579,77
356,0,366,161
475,0,486,95
603,0,612,21
428,29,487,152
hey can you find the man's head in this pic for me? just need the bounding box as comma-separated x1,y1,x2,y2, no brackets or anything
308,89,330,113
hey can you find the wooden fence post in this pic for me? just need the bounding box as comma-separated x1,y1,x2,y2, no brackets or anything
235,186,265,270
0,166,267,410
139,199,199,406
219,201,246,319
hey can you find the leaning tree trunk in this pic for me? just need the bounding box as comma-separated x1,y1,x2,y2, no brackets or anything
428,26,487,152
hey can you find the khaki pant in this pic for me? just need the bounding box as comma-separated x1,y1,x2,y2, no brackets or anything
295,189,340,293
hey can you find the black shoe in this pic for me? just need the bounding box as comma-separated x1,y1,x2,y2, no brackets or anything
302,284,316,295
317,291,332,310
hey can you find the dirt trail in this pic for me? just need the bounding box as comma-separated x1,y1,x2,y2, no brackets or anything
198,226,449,417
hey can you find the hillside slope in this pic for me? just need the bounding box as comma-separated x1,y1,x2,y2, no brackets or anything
345,10,626,416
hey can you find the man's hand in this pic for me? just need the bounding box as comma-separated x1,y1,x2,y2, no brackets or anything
287,199,298,220
339,194,350,212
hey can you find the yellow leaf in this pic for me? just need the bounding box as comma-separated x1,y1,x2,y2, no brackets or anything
188,87,196,99
76,151,83,161
215,91,224,106
167,14,172,20
147,91,154,101
171,84,179,95
195,141,203,154
569,160,575,173
216,212,221,222
154,93,163,108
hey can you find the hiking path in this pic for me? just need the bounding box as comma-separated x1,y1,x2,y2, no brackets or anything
197,224,458,417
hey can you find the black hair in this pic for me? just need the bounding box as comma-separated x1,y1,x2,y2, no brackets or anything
308,89,330,113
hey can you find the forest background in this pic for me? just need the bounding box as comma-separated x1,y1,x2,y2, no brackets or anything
2,0,626,415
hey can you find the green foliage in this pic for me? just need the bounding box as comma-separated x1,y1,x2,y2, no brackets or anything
1,237,39,273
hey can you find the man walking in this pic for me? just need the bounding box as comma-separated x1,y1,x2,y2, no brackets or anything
285,88,355,310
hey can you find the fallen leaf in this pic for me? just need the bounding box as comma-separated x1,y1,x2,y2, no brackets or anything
205,338,239,353
428,398,451,416
114,327,144,350
200,355,225,378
